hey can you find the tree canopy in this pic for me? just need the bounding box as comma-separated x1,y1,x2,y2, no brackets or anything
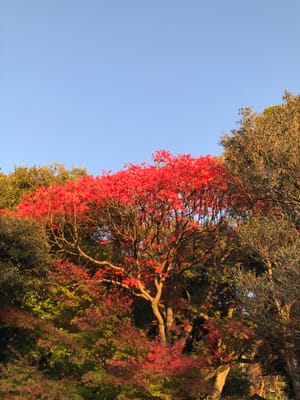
1,93,300,399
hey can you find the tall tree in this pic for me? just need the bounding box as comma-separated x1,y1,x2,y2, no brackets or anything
15,151,230,346
221,92,300,399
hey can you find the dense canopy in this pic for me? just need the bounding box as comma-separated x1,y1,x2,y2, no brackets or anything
0,94,299,400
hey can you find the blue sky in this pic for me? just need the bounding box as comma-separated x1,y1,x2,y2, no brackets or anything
1,1,300,175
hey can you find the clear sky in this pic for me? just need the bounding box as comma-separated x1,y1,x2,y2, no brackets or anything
1,0,300,175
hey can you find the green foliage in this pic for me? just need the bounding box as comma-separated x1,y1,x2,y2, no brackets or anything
221,92,300,219
0,213,50,271
0,213,51,306
0,162,87,210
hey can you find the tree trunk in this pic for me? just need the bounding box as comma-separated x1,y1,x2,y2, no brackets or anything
284,352,300,400
166,306,173,344
151,301,167,345
211,365,231,400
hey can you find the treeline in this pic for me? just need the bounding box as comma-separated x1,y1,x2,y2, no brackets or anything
0,93,299,400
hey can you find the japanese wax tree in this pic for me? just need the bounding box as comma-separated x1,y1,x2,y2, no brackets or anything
16,151,230,345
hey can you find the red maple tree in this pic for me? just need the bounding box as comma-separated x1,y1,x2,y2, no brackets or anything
16,151,230,344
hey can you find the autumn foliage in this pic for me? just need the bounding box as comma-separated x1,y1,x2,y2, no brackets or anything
15,151,231,347
1,94,300,399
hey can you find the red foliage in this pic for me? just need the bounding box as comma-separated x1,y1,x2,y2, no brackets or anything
16,151,228,221
14,152,232,344
140,339,204,378
201,318,253,363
